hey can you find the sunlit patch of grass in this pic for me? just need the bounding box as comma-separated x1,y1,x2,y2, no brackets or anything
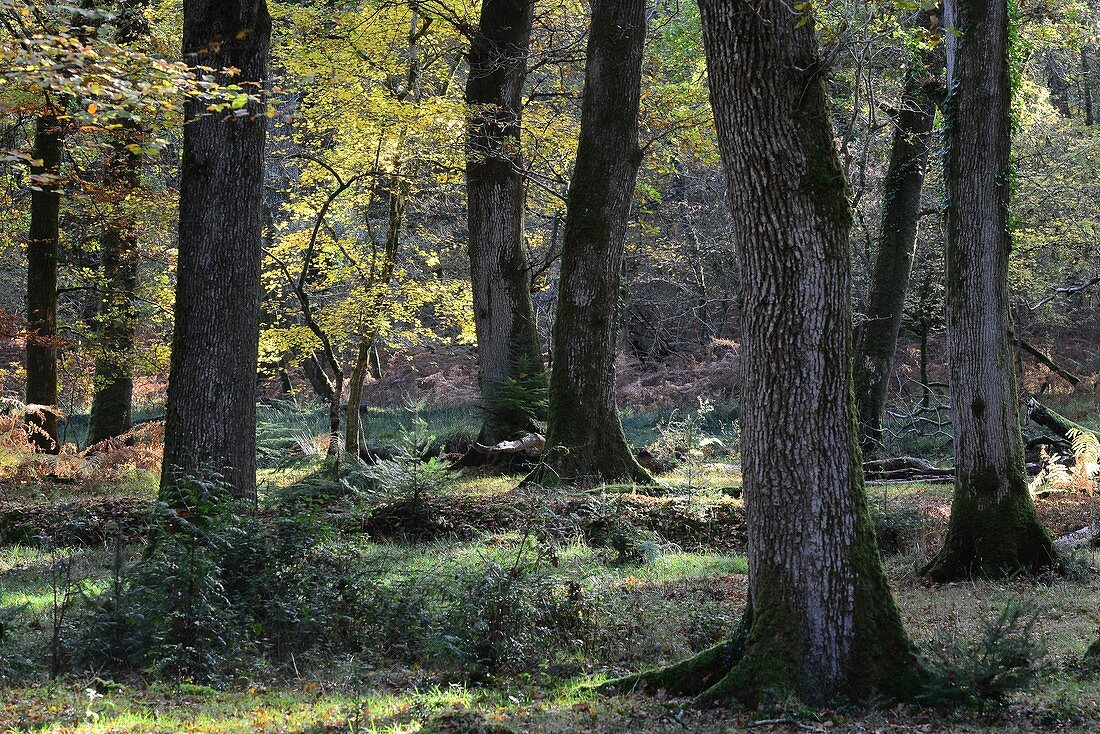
455,474,524,497
1,546,121,614
893,567,1100,661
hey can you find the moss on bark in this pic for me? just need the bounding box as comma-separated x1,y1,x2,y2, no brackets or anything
921,467,1058,580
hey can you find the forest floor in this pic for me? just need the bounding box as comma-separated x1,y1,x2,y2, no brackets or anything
2,399,1100,732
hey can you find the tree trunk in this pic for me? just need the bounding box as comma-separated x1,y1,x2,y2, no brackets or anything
26,115,62,454
523,0,651,486
344,183,403,457
611,0,925,705
87,221,138,446
674,165,711,344
1046,53,1072,117
465,0,546,445
161,0,271,503
921,0,1057,581
854,15,942,453
303,351,336,404
88,2,146,449
1083,46,1096,126
344,336,372,458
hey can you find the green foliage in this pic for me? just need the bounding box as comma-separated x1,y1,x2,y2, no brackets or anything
74,473,367,681
577,495,665,565
870,503,928,555
256,399,331,469
483,355,549,438
920,601,1046,708
353,400,457,530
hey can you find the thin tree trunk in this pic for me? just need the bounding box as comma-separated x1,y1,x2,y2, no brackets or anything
922,0,1057,580
524,0,651,487
344,337,372,458
26,115,62,454
675,165,711,344
161,0,271,503
1083,46,1096,126
853,14,942,453
612,0,924,705
465,0,546,445
344,183,403,457
303,351,335,404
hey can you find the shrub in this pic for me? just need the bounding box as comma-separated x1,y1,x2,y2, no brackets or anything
75,473,366,681
352,401,457,534
870,504,927,555
920,601,1046,708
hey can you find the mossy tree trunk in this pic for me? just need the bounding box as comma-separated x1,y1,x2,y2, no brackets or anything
608,0,925,705
161,0,270,503
87,218,138,446
26,115,62,454
465,0,547,448
88,3,148,446
524,0,651,487
853,10,943,454
921,0,1058,581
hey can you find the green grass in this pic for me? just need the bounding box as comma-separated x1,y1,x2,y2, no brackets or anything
7,407,1100,732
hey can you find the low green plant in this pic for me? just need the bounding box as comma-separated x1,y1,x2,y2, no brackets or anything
75,472,367,681
920,601,1046,708
354,400,457,532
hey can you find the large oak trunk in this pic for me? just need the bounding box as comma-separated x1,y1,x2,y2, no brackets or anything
854,13,942,452
465,0,546,445
612,0,924,705
524,0,651,486
26,116,62,453
921,0,1057,580
161,0,271,502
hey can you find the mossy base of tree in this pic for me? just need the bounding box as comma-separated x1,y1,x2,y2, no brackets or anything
601,590,926,708
921,471,1059,582
597,613,751,700
521,444,654,488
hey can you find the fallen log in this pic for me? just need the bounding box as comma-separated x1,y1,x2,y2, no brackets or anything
1026,399,1099,493
1053,524,1100,552
1016,337,1081,387
863,456,954,482
473,433,545,457
1027,399,1098,446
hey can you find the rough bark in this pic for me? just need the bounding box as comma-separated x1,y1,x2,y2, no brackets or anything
523,0,651,487
609,0,925,706
465,0,546,445
87,220,138,446
854,13,942,453
26,115,62,453
161,0,271,502
921,0,1057,581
